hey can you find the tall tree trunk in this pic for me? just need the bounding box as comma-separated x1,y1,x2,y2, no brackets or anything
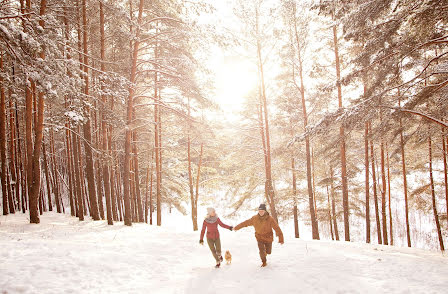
255,5,278,223
99,0,113,226
292,157,299,238
370,136,382,244
292,13,318,239
15,102,26,213
123,0,145,226
132,133,144,223
257,98,270,206
364,122,370,243
332,10,350,241
187,97,198,231
398,91,411,247
72,132,84,220
327,184,334,240
65,128,75,216
380,141,388,245
154,23,162,227
428,132,444,251
149,160,154,225
442,125,448,234
50,129,61,213
8,95,18,212
0,54,8,215
386,143,393,245
194,142,204,229
330,165,339,241
81,0,100,221
28,0,47,224
42,143,53,211
379,102,388,245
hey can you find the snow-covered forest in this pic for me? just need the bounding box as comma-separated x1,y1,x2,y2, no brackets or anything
1,0,448,292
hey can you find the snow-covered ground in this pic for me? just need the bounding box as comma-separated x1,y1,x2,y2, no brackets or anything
1,212,448,294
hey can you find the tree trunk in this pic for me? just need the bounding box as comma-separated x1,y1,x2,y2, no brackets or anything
65,128,75,216
327,184,334,240
292,157,299,238
42,143,53,211
187,97,198,231
149,161,154,225
370,136,382,244
28,0,47,224
386,143,393,245
364,122,370,243
330,165,339,241
72,132,84,220
194,142,204,230
123,0,145,226
132,133,144,223
11,97,21,212
379,100,388,245
292,17,318,238
398,91,411,247
8,95,18,212
442,126,448,234
380,141,388,245
81,0,99,221
428,133,444,251
99,1,113,225
0,54,9,215
15,102,26,213
255,5,278,223
50,129,61,213
333,13,350,241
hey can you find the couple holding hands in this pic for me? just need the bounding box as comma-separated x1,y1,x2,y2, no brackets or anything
199,204,284,268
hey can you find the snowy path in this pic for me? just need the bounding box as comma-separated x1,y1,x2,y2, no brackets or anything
1,212,448,294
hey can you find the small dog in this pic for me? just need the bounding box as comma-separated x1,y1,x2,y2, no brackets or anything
225,250,232,265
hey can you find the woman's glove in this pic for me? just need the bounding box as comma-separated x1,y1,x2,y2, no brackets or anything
229,226,234,231
199,240,204,245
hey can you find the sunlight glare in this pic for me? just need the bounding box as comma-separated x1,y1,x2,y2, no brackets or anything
214,58,258,114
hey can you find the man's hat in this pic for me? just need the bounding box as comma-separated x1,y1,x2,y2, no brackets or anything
258,203,267,211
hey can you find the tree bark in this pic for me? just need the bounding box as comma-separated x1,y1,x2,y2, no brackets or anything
255,5,278,223
292,157,299,238
187,97,198,231
332,12,350,241
8,95,18,212
292,13,318,239
398,92,411,247
123,0,145,226
0,54,8,215
364,122,370,243
42,143,53,211
330,165,339,241
81,0,100,221
72,132,84,220
50,129,61,213
370,136,382,244
428,133,444,251
132,132,144,223
99,1,113,225
386,143,393,245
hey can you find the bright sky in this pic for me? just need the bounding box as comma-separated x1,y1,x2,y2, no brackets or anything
197,0,259,117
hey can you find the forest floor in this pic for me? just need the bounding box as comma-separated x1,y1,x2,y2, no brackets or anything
1,212,448,294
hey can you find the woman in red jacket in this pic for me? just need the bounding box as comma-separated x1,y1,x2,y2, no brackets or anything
199,207,233,267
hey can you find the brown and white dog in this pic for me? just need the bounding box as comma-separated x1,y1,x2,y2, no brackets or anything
225,250,232,265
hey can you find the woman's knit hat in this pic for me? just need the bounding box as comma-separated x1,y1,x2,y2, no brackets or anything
207,207,215,215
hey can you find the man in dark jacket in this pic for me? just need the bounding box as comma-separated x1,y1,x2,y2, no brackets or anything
234,204,284,267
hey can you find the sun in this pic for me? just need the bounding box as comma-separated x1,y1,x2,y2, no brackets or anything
213,57,258,113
